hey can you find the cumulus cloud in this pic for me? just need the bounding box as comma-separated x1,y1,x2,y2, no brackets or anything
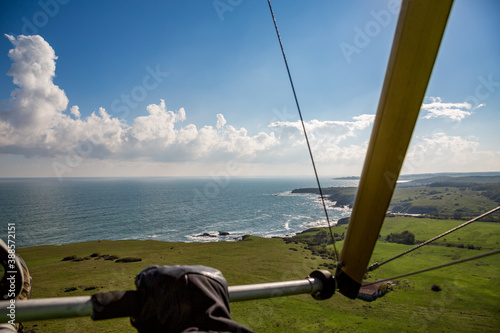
403,132,500,173
70,105,80,118
130,100,182,144
0,34,376,172
124,101,278,161
269,114,374,145
267,115,374,163
216,114,226,129
415,132,479,162
0,35,280,162
2,34,68,132
421,96,482,121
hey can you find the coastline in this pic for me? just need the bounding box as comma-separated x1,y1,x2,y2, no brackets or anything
292,175,500,221
15,220,500,332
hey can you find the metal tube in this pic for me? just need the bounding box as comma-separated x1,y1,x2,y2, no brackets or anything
228,277,322,302
1,296,92,323
0,277,323,323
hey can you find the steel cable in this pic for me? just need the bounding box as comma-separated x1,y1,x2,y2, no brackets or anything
267,0,338,260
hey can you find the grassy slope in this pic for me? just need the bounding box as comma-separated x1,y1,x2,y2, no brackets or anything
17,218,500,332
380,216,500,248
366,241,500,333
304,183,500,219
18,237,328,332
390,186,498,217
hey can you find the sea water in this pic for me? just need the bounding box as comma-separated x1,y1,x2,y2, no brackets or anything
0,177,356,248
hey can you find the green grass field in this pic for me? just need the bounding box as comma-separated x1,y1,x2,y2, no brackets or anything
390,185,499,218
15,217,500,332
302,182,500,221
380,216,500,248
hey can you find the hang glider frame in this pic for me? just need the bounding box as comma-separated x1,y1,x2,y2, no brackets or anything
0,0,461,324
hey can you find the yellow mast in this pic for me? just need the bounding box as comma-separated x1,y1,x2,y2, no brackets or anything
335,0,454,298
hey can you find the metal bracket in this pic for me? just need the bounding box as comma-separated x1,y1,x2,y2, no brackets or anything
309,270,335,300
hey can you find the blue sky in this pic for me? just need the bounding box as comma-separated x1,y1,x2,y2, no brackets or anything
0,0,498,177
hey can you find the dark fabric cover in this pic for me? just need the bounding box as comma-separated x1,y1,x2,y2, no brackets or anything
131,265,253,333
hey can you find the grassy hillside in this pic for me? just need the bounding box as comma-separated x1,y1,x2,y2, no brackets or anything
380,216,500,249
15,220,500,332
390,185,499,219
294,181,500,221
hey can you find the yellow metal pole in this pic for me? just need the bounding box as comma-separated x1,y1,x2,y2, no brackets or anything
335,0,454,299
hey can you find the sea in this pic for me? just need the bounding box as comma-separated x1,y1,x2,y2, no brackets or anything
0,177,357,248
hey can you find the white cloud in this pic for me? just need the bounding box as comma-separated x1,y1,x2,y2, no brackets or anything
403,132,500,173
421,96,482,121
216,114,226,129
0,35,378,175
266,115,374,164
130,100,179,144
418,132,478,162
2,34,68,132
269,115,374,146
70,105,80,118
0,35,280,162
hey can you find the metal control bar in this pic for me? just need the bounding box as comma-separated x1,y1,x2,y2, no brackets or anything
0,270,334,323
228,277,321,302
1,296,93,323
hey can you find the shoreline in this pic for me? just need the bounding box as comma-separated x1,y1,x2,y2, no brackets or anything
15,217,500,332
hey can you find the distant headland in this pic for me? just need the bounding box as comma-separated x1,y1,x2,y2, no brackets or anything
295,172,500,222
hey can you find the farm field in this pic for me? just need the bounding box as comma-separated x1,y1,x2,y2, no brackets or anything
17,216,500,332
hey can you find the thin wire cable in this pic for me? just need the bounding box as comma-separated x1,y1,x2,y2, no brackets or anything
367,205,500,272
364,248,500,286
266,0,338,260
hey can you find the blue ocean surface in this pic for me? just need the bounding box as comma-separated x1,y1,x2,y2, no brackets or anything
0,177,356,248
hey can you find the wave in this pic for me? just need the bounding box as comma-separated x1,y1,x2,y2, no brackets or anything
267,191,318,197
